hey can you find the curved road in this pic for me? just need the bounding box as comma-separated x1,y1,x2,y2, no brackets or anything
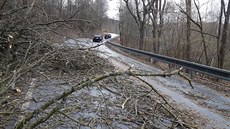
22,34,229,129
81,34,230,129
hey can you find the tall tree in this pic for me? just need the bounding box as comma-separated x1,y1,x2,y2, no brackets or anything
123,0,150,50
219,0,230,69
148,0,166,53
119,2,139,47
185,0,191,62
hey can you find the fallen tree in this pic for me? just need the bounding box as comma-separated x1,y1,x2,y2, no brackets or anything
0,0,98,95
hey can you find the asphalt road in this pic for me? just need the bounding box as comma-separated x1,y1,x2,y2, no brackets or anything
21,34,230,129
92,34,230,129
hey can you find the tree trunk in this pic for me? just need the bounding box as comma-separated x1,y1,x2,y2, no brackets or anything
139,27,145,50
152,29,157,53
193,0,209,65
217,0,224,68
123,0,148,50
157,0,166,54
186,0,191,62
219,0,230,69
152,0,158,53
59,0,63,17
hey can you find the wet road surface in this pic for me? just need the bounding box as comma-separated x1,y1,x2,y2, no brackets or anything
22,34,230,129
95,34,230,129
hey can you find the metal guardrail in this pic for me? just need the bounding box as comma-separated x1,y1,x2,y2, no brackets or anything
106,41,230,81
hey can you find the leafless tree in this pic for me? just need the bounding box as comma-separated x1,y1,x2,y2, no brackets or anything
123,0,150,50
148,0,166,53
119,0,230,70
119,1,140,48
218,0,230,69
185,0,191,62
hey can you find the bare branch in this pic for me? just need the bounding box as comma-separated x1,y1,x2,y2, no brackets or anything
0,0,7,11
34,19,95,27
121,97,131,109
190,29,218,38
15,68,192,129
123,0,141,27
177,4,201,30
57,111,90,127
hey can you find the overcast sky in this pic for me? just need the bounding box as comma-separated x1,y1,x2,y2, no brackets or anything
107,0,120,20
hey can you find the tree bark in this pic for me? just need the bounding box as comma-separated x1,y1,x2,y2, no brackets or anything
217,0,224,68
157,0,166,54
185,0,191,62
139,27,145,50
152,0,158,53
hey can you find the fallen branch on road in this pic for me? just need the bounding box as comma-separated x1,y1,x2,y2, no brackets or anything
15,68,193,129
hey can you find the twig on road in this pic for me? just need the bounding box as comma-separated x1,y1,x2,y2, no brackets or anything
14,69,193,129
121,97,131,109
57,110,90,127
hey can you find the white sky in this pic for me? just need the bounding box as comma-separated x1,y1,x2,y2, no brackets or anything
107,0,120,20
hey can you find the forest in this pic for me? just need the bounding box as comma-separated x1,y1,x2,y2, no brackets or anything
0,0,229,129
119,0,230,70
